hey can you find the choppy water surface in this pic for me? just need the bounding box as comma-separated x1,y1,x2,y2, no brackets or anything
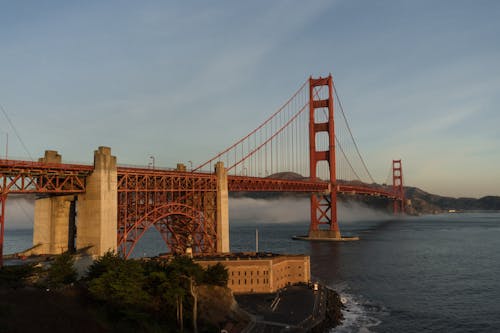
230,213,500,332
5,212,500,332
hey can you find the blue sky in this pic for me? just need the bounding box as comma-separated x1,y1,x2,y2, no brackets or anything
1,0,499,198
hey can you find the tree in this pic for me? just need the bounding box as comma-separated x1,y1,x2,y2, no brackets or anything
85,250,123,281
165,256,204,332
88,259,150,308
142,267,186,331
47,252,77,288
202,263,228,286
166,256,204,283
0,263,36,289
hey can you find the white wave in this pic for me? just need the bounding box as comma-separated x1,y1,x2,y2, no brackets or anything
329,288,388,333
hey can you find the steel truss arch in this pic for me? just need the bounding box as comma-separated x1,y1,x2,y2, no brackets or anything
118,202,217,259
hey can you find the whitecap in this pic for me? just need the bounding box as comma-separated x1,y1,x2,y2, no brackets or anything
329,289,388,333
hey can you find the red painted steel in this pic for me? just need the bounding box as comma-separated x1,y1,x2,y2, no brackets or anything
0,159,92,194
228,175,328,192
193,80,309,173
116,170,218,258
308,75,339,234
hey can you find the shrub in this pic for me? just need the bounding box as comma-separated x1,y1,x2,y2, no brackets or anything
46,252,77,288
0,264,36,289
85,251,124,281
88,258,151,307
202,263,228,286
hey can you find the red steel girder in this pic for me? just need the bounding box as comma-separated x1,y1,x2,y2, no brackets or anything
228,175,329,192
116,169,218,258
338,184,398,199
117,170,217,192
0,159,92,194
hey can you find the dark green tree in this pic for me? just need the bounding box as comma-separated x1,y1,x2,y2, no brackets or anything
85,250,123,280
202,263,228,286
0,263,36,289
46,252,77,288
88,258,150,307
166,256,204,284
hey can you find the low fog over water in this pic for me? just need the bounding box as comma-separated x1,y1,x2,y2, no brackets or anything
3,196,393,230
229,197,392,224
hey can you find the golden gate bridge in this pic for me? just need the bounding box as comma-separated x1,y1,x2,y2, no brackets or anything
0,75,404,266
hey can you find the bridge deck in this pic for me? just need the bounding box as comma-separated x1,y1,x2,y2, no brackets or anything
1,159,398,198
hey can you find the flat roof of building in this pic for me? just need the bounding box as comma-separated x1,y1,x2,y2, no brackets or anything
159,252,308,261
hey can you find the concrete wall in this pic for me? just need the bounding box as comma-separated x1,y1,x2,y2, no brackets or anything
33,196,74,254
32,151,74,254
76,146,117,256
215,162,229,253
197,254,311,294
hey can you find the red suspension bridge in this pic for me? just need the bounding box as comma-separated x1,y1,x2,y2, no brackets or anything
0,75,404,266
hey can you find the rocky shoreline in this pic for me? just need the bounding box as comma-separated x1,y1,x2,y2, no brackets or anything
311,286,344,333
236,283,344,332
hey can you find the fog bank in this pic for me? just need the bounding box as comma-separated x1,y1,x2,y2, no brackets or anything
229,197,392,224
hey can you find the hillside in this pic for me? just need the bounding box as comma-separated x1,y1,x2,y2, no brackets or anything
404,186,500,214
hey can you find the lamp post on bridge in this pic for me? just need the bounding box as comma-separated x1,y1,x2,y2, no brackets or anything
148,155,155,169
188,160,193,171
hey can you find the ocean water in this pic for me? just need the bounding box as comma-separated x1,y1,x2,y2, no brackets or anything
4,212,500,332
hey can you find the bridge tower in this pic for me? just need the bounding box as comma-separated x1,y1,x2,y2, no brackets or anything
308,75,341,239
392,159,405,214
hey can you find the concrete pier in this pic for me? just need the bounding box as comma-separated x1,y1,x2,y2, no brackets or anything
33,151,75,254
215,161,229,253
76,147,117,256
308,229,342,239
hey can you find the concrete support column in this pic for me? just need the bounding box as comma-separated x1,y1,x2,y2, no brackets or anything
76,147,117,256
215,162,229,253
33,150,74,254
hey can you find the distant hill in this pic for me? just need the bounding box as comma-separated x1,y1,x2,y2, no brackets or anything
266,172,307,180
231,174,500,215
404,186,500,214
